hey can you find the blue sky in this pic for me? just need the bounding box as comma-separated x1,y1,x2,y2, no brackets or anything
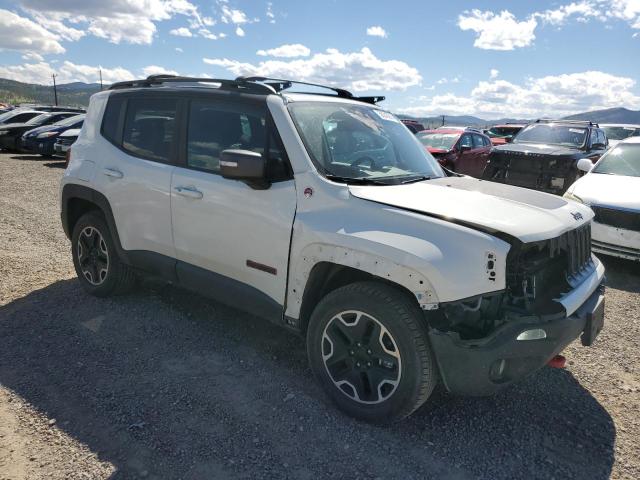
0,0,639,118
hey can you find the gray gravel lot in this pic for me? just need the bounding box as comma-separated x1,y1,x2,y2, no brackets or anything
0,152,639,480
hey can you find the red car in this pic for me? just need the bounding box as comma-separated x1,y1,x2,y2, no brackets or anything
484,124,525,146
417,128,492,177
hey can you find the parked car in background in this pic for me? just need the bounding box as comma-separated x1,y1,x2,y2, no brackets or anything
417,128,492,177
17,104,85,114
600,124,640,148
400,119,425,134
564,137,640,261
0,112,79,151
0,109,43,126
60,74,605,422
484,124,525,146
21,114,85,157
54,127,81,158
483,120,608,195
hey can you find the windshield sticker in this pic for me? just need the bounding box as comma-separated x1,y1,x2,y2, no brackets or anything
569,128,584,133
374,110,399,122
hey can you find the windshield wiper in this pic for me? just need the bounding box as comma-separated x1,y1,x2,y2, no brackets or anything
399,175,433,184
325,174,392,185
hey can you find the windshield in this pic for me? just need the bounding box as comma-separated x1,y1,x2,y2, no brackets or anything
25,113,52,126
417,132,459,150
592,144,640,177
602,126,640,141
486,126,521,138
55,114,85,127
288,102,443,184
513,124,587,147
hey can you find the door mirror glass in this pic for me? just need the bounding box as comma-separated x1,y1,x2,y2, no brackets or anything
577,158,594,173
459,144,471,152
220,149,269,187
591,142,606,150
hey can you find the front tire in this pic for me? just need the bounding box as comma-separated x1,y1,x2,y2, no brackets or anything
71,212,136,297
307,282,437,423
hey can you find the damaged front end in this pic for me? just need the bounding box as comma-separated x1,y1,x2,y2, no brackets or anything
483,149,579,195
426,223,604,395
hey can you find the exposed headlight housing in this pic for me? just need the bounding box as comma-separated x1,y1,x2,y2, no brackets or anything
563,191,584,204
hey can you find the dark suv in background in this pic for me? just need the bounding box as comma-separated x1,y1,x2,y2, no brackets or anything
482,120,608,195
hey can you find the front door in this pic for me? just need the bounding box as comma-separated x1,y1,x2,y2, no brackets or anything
170,97,297,318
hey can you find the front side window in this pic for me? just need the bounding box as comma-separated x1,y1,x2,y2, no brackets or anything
592,144,640,177
513,124,587,148
187,100,290,180
289,102,443,184
122,98,177,162
459,134,473,149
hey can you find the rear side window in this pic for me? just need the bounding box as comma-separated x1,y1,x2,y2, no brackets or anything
187,100,290,181
101,95,124,144
472,134,485,148
122,98,178,162
9,112,40,123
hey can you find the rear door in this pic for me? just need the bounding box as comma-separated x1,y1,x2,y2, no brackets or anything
170,95,296,317
95,94,177,271
471,134,491,177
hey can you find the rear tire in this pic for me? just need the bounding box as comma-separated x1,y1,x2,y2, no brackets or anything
71,212,136,297
307,281,437,423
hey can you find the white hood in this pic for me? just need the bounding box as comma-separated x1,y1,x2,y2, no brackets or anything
349,176,593,243
570,172,640,210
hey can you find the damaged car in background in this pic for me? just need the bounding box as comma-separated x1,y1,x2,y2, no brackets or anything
483,120,608,195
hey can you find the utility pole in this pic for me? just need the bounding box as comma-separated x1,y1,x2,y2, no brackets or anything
441,115,445,126
99,68,103,90
52,74,58,106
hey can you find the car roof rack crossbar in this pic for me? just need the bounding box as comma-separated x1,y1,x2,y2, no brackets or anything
108,75,276,95
535,118,599,127
236,76,385,104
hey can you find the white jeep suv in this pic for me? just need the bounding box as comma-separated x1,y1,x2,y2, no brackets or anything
60,75,605,422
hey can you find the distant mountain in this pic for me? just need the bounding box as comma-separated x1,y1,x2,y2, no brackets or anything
562,107,640,124
0,78,101,107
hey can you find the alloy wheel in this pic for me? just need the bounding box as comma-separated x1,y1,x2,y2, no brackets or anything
77,226,109,286
321,310,401,404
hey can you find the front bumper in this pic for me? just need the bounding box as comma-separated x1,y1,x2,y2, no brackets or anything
428,271,605,396
21,137,56,155
592,221,640,261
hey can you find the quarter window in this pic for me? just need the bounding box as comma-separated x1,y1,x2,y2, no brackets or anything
122,98,177,162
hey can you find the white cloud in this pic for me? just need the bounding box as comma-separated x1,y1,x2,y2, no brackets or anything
399,71,640,119
22,52,44,61
204,47,422,92
0,9,65,55
256,44,310,58
170,27,192,37
490,69,499,79
0,60,133,84
458,9,538,50
536,1,600,25
266,2,275,23
366,26,388,38
198,28,218,40
235,26,245,36
142,65,179,77
16,0,207,45
221,5,249,24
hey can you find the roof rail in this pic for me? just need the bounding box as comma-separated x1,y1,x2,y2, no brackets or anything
534,118,599,127
236,76,385,104
107,74,385,105
107,75,276,95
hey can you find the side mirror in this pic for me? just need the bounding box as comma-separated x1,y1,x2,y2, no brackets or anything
591,142,606,150
220,149,270,188
459,145,471,152
576,158,594,173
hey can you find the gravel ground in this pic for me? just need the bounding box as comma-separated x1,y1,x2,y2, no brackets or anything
0,152,639,480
